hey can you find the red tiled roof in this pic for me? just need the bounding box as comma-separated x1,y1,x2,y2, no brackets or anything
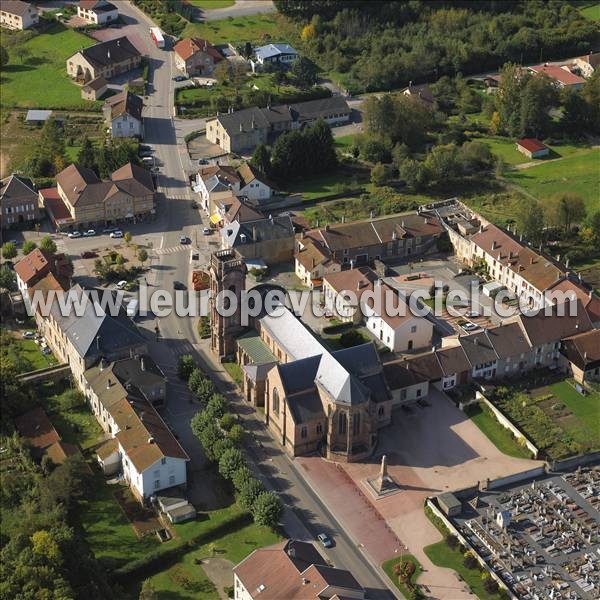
174,38,222,62
14,407,60,452
40,187,74,225
14,248,51,285
529,64,586,86
517,138,548,153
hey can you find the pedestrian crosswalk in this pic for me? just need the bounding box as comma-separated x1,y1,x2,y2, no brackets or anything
155,244,189,255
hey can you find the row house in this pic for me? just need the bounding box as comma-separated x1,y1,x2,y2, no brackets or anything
77,0,119,25
1,174,41,227
1,0,38,30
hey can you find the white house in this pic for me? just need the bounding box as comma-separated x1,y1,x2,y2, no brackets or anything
77,0,119,25
0,0,38,30
252,43,298,69
236,163,274,203
103,91,143,139
322,267,378,324
363,281,433,353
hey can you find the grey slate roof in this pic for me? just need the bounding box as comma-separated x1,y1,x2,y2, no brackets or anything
255,43,298,61
0,174,37,203
77,36,140,69
288,389,325,425
222,215,294,249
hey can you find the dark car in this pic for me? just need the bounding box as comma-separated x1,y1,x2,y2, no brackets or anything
173,281,186,290
173,75,187,82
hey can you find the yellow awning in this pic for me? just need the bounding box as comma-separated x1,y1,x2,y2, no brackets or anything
210,214,221,225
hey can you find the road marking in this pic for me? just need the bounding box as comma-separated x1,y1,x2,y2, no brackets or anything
155,244,189,255
159,235,164,249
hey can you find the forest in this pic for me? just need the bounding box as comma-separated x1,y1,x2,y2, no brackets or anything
275,0,600,92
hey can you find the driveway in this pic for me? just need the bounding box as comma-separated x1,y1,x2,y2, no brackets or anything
298,389,543,599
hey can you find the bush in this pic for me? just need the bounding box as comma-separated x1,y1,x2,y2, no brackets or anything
218,448,245,480
177,354,195,381
212,437,235,462
56,389,84,410
252,491,283,528
220,413,236,431
206,394,227,420
228,424,245,447
483,577,499,594
463,553,478,570
198,316,211,339
322,322,352,335
237,477,264,510
339,329,366,348
232,466,254,491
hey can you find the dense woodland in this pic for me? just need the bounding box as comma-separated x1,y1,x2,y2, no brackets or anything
275,0,599,92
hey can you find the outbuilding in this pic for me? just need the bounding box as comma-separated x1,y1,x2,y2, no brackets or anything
516,138,550,159
438,492,462,517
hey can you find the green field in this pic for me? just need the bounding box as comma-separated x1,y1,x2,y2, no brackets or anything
287,170,367,200
464,402,532,459
188,0,234,8
549,381,600,437
334,134,357,152
183,14,281,44
505,149,600,213
577,1,600,20
0,22,98,110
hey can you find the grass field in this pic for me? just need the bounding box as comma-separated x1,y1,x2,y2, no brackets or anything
334,134,357,152
549,381,600,441
0,22,97,110
464,402,532,459
188,0,234,8
505,148,600,213
577,1,600,20
287,170,367,200
183,14,281,44
382,555,423,596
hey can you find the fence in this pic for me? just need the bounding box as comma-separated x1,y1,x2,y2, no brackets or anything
550,451,600,472
474,391,540,459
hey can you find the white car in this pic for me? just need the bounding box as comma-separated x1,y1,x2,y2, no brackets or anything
22,331,35,339
462,322,479,332
68,231,82,238
115,280,128,290
465,310,480,318
83,229,96,237
110,230,124,238
202,227,211,236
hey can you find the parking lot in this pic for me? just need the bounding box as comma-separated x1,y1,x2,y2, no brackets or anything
451,467,600,599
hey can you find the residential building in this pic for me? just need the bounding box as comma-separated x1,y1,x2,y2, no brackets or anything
1,174,40,227
294,240,340,288
81,76,108,101
363,280,433,353
77,0,119,25
54,162,155,229
173,37,223,77
323,267,378,324
103,90,143,138
195,163,274,213
516,138,550,159
206,96,350,153
545,278,600,325
67,36,142,83
233,539,364,600
296,212,444,269
220,215,295,265
528,64,586,90
402,83,435,106
573,52,600,78
560,329,600,384
0,0,38,30
14,248,72,312
252,43,298,68
212,195,263,228
83,354,188,500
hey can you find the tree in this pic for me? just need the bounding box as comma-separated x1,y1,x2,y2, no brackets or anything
0,266,17,292
212,437,235,461
198,421,224,461
1,242,17,260
494,63,527,136
77,137,96,171
252,491,283,528
206,394,227,419
22,240,37,255
340,329,366,347
220,412,236,431
218,448,245,480
290,56,318,88
250,144,271,175
228,423,245,446
547,192,586,233
39,235,57,255
238,477,264,510
115,254,125,266
370,162,390,186
232,466,254,491
124,231,132,246
515,200,545,245
31,530,62,562
188,368,206,393
423,144,460,186
138,248,148,266
458,141,494,173
177,355,196,381
519,73,559,138
194,378,215,403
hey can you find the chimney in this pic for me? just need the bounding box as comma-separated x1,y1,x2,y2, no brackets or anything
350,259,355,269
147,436,154,444
252,225,257,241
140,356,146,371
106,378,112,389
341,215,345,223
107,50,111,59
492,241,497,250
302,578,308,585
311,257,315,269
96,335,101,351
565,258,570,269
392,230,397,240
325,224,330,232
530,257,535,265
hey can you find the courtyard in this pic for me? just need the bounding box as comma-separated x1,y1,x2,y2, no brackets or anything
297,388,542,599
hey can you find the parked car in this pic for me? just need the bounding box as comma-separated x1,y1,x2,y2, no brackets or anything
103,226,118,234
173,75,187,82
180,236,190,244
462,322,479,332
139,149,153,158
173,280,186,290
68,231,82,238
142,156,154,165
110,230,124,238
317,533,333,548
22,331,35,339
198,158,209,165
83,229,96,237
465,310,480,318
115,280,128,290
202,227,211,236
191,201,198,209
151,166,160,173
42,347,53,355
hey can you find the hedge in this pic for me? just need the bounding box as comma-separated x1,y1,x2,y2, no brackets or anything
113,511,251,582
322,321,352,335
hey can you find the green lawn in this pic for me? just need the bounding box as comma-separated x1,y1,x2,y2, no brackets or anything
0,22,98,110
0,332,57,373
382,555,423,597
188,0,234,8
505,148,600,213
287,171,366,200
464,402,532,459
223,361,243,386
334,134,357,152
549,381,600,443
183,14,281,44
577,1,600,20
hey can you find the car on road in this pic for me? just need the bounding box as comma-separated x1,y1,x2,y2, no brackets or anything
142,156,154,165
22,331,35,339
462,321,479,332
115,280,128,290
317,533,333,549
191,252,199,260
103,226,118,234
202,227,211,236
110,230,124,238
173,280,186,290
173,75,187,82
139,148,153,158
180,235,190,244
83,229,96,237
68,231,82,238
198,158,209,165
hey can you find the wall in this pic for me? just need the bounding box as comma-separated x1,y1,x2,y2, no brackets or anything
389,381,429,405
474,391,540,458
486,465,546,490
550,450,600,472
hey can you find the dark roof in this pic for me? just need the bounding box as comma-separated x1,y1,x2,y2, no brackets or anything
278,355,321,396
283,540,326,571
79,0,118,11
435,345,471,375
402,352,444,381
0,174,37,204
214,106,271,134
403,83,435,105
111,355,165,396
458,330,498,366
105,90,143,121
560,329,600,370
383,361,428,389
289,95,350,121
228,215,294,247
77,37,140,69
303,563,362,591
83,76,108,91
288,389,325,425
111,162,154,195
485,323,531,359
2,1,33,16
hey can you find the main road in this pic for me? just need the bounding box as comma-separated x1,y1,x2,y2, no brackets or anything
118,3,397,598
